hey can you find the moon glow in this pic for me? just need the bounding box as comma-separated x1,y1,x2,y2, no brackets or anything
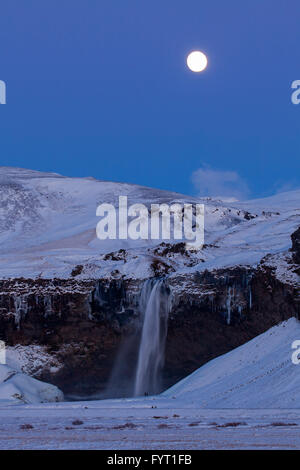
187,51,208,72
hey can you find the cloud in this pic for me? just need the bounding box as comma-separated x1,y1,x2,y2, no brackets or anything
191,165,250,201
274,181,300,195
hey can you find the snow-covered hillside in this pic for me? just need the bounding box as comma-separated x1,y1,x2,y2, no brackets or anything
0,166,299,279
163,318,300,408
0,364,63,405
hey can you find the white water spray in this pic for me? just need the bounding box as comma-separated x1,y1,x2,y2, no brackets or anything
133,279,171,397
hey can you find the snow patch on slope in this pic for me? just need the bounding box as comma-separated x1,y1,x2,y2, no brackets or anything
0,364,63,405
6,345,63,377
163,318,300,408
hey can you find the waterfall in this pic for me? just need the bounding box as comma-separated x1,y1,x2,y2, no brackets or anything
133,278,171,397
103,277,171,399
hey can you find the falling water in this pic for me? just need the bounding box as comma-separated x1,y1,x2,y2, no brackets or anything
103,278,171,399
133,278,171,397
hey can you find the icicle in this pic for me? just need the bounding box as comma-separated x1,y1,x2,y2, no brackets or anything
93,282,105,307
43,295,52,318
87,292,94,320
13,295,29,329
226,287,232,325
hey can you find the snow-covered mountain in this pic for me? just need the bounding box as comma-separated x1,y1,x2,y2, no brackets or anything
0,166,299,279
0,166,298,398
163,318,300,408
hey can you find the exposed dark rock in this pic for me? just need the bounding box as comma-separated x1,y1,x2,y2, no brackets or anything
291,226,300,264
154,242,188,257
71,265,83,277
103,249,127,262
150,258,175,276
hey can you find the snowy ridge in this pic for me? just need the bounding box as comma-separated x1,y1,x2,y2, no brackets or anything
0,166,299,279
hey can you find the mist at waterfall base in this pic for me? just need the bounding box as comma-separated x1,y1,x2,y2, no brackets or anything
103,279,171,399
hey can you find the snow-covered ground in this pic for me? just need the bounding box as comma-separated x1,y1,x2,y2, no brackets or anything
1,404,300,450
1,319,300,449
0,166,299,279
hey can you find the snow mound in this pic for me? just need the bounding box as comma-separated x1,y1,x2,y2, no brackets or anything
163,317,300,408
0,364,64,405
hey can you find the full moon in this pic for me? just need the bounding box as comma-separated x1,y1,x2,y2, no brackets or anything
187,51,208,72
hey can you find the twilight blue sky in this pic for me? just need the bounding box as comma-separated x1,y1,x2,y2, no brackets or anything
0,0,300,198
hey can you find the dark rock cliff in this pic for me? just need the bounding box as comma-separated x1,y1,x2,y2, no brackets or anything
291,226,300,265
0,252,298,397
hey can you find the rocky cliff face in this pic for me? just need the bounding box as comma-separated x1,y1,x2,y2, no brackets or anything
292,227,300,265
0,278,138,395
0,233,298,397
